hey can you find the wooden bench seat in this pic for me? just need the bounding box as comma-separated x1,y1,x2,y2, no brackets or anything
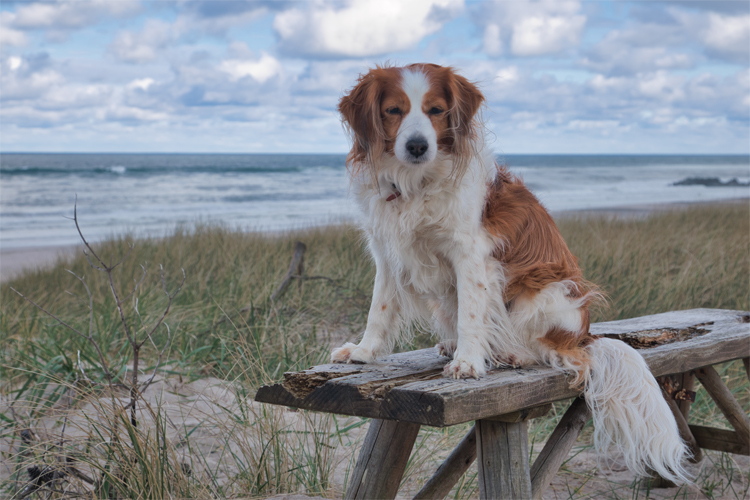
256,308,750,499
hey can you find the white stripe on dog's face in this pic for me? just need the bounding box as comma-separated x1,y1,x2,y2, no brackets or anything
395,69,437,165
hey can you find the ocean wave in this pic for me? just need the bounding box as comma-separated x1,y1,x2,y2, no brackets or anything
0,164,317,177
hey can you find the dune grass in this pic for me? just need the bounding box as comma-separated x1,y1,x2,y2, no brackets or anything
0,202,748,499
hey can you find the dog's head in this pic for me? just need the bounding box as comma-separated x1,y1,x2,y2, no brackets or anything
339,63,484,178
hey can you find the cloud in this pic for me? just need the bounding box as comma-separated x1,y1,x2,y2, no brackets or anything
581,24,695,75
478,0,586,57
655,1,750,15
273,0,463,58
0,0,747,154
172,1,271,37
672,9,750,63
1,53,62,102
5,0,140,42
0,12,28,46
219,52,282,83
586,4,749,72
109,19,174,63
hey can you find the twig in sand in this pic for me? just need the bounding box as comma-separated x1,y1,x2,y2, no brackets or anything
270,241,307,301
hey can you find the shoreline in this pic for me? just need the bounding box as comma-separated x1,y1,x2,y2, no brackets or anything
2,197,746,283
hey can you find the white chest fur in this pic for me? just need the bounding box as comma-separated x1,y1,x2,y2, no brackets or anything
353,151,497,299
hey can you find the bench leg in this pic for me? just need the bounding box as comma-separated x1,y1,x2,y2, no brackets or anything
651,372,703,487
413,424,477,500
529,397,590,500
345,418,420,500
695,365,750,446
476,418,532,500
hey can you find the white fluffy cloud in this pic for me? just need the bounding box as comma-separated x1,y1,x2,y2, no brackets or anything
274,0,463,57
219,52,282,83
479,0,586,57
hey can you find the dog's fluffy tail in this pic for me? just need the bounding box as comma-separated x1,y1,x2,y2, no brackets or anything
583,337,691,484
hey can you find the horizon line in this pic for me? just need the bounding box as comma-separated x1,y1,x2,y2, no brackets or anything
1,151,748,156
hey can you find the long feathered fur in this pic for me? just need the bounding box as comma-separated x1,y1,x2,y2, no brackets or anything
332,63,691,484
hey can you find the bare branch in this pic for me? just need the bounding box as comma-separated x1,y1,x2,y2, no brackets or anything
107,241,135,271
172,267,187,298
73,198,107,271
120,264,147,304
81,248,107,272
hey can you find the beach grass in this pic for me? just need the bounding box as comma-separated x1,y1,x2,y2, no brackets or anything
0,202,748,499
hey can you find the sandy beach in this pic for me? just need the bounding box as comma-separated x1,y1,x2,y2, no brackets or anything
0,244,81,283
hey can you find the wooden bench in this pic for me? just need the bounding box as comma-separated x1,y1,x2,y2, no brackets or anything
255,308,750,499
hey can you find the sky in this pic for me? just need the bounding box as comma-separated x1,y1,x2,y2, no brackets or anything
1,0,749,154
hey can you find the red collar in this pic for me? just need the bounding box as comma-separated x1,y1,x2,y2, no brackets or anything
386,183,401,202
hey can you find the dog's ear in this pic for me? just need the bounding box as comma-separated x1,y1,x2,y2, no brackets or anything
339,69,387,170
445,70,484,178
446,71,483,144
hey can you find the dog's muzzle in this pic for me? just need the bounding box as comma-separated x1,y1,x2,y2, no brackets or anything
405,135,429,160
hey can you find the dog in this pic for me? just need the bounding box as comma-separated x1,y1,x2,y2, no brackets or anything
331,63,690,483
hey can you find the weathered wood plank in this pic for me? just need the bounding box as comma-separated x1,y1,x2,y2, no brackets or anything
694,365,750,446
345,418,421,500
413,425,477,500
690,425,750,456
529,397,591,500
476,419,531,500
255,309,749,427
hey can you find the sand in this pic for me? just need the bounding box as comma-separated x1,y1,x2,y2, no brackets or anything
0,244,81,283
1,374,745,498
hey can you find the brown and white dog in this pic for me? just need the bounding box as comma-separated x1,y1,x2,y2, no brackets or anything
331,63,690,483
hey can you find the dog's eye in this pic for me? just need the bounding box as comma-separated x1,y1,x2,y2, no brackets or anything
428,107,444,115
386,107,402,115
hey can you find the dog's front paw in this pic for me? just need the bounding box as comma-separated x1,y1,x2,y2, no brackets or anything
330,342,376,364
443,356,486,379
436,340,457,358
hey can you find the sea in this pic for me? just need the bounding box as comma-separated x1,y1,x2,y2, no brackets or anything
0,153,748,249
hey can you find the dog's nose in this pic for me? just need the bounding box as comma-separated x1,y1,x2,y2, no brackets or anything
406,136,428,158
